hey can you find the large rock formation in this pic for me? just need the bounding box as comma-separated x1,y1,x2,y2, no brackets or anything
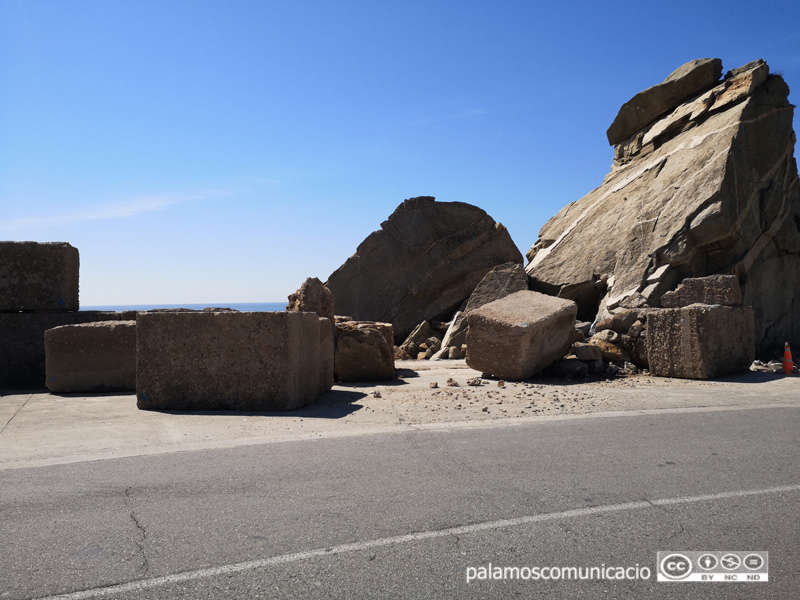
525,58,800,357
326,196,523,343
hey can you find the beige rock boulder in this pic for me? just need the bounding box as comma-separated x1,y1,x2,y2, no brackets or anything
287,277,335,323
437,262,529,357
465,291,577,380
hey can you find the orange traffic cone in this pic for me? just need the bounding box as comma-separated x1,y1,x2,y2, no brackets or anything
784,342,794,374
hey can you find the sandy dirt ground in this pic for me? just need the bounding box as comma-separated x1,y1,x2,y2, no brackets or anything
1,359,797,470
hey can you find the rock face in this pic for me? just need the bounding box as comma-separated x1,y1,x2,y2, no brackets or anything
334,321,395,382
647,305,755,379
287,277,335,324
326,196,523,343
45,321,136,393
466,291,577,380
0,310,137,388
526,58,800,357
437,262,528,357
137,311,324,411
0,241,80,311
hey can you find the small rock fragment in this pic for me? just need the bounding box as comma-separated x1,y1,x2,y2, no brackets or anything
446,377,460,387
466,377,482,386
497,380,505,388
372,390,382,398
429,381,439,389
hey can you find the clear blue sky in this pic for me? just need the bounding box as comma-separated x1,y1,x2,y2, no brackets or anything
2,1,799,304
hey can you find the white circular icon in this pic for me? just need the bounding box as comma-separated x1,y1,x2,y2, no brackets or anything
743,554,764,570
697,554,718,570
720,554,741,570
660,553,693,580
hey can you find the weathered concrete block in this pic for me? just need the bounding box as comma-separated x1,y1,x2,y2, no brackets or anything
136,311,322,411
334,321,395,382
647,305,754,379
0,311,137,388
45,321,136,392
319,317,334,394
0,242,80,311
466,291,578,380
661,274,743,308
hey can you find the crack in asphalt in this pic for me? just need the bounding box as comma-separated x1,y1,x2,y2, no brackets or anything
0,394,34,436
124,487,149,575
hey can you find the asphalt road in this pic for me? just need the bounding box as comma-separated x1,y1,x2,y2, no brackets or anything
2,405,798,599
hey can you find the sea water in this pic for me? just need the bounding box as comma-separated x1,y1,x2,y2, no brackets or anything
80,302,287,312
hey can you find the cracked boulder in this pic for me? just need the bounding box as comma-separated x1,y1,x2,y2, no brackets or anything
525,58,800,357
326,196,523,343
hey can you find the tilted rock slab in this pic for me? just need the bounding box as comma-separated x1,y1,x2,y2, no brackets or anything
526,58,800,357
0,241,80,311
326,196,523,343
45,321,136,393
466,291,577,380
647,305,755,379
137,311,324,411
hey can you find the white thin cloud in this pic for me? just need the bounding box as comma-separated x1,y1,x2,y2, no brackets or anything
411,107,488,126
0,189,230,232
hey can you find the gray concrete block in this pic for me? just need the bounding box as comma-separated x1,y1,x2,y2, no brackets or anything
319,317,334,394
0,311,137,388
45,321,136,393
0,242,79,311
136,311,322,411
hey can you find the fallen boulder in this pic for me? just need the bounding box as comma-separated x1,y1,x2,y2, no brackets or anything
660,274,742,308
647,304,755,379
286,277,335,323
326,196,523,343
437,262,528,358
465,291,577,380
45,321,136,393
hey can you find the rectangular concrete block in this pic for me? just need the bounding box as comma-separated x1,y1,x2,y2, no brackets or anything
136,311,322,411
466,291,578,380
0,242,79,311
0,311,138,388
45,321,136,393
647,304,755,379
319,317,334,394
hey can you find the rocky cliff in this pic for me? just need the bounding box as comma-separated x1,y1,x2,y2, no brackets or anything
525,58,800,357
